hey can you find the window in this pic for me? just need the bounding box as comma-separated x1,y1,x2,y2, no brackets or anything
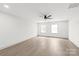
40,25,46,33
51,24,58,33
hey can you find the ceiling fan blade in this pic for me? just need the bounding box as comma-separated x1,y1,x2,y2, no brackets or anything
47,17,53,19
47,15,52,17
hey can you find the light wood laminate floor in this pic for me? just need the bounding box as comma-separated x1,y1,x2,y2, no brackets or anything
0,37,79,56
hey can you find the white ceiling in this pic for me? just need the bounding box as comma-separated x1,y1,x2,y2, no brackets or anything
0,3,70,21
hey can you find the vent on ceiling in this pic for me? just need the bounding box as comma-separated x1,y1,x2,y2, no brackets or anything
68,3,79,9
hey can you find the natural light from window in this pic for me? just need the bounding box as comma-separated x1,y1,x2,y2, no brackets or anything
51,24,58,33
40,25,46,33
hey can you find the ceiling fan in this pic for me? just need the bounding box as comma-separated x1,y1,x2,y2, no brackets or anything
40,12,53,20
43,14,53,19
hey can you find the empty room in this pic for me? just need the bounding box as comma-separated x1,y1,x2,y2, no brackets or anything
0,3,79,56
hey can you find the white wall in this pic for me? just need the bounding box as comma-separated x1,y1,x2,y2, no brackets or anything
38,20,68,38
69,7,79,47
0,12,37,50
